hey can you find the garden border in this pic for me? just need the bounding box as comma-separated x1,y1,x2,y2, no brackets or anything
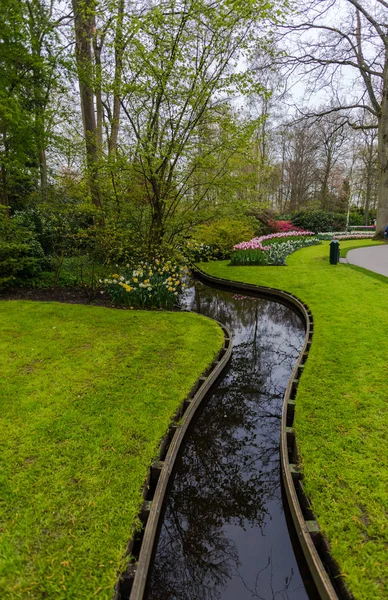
190,265,354,600
116,318,233,600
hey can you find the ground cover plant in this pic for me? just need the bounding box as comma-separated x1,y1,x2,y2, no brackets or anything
0,301,223,599
198,239,388,600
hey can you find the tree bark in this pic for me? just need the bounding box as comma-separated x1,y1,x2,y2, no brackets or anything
92,16,103,154
72,0,102,209
376,57,388,237
109,0,124,156
320,152,332,210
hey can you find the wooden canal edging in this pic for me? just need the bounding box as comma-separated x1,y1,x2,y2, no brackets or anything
190,265,354,600
115,318,232,600
117,265,354,600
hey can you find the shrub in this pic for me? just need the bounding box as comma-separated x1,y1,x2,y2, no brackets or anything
290,210,364,233
192,217,255,258
103,259,186,309
267,219,297,233
0,207,46,288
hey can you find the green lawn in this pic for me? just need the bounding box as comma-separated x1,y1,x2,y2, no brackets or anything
0,301,223,599
199,240,388,600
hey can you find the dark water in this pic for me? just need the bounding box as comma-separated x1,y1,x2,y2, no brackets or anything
146,281,313,600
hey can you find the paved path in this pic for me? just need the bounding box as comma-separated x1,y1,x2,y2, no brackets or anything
346,244,388,277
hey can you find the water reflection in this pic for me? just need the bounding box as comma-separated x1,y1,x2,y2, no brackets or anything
147,282,309,600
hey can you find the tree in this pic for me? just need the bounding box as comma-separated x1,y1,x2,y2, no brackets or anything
0,0,40,210
352,127,378,223
313,115,348,210
276,120,319,211
115,0,286,251
0,0,71,211
276,0,388,235
72,0,103,208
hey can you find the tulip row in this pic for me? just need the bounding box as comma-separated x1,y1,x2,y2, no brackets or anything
233,230,315,251
230,237,321,266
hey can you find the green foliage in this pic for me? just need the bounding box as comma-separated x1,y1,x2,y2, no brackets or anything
348,211,365,226
0,301,223,599
115,0,286,249
290,210,364,233
0,207,45,287
192,217,255,258
0,0,66,210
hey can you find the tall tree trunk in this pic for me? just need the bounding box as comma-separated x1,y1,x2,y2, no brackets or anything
320,152,332,210
109,0,124,156
72,0,102,209
92,17,103,154
364,171,372,226
376,56,388,237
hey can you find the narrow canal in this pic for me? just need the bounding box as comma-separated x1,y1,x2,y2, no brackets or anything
146,279,317,600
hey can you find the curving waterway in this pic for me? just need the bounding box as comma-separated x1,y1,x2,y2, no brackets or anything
145,279,318,600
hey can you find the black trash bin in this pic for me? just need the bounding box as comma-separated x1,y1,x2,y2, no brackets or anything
330,240,340,265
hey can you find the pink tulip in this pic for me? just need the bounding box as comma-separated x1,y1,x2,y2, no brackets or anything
234,230,314,251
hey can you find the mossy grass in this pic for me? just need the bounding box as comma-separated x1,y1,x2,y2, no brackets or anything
0,301,223,599
198,239,388,600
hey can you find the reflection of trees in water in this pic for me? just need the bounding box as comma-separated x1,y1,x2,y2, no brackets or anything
233,550,304,600
183,282,303,337
148,285,305,600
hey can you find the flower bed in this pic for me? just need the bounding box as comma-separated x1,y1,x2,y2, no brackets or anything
333,233,375,240
234,230,315,252
103,259,186,308
231,237,320,266
231,231,319,266
317,232,375,241
184,241,224,262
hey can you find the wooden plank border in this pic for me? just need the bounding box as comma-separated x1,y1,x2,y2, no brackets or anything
190,265,354,600
118,264,354,600
115,318,232,600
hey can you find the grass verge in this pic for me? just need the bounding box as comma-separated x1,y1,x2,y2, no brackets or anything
199,239,388,600
0,301,223,599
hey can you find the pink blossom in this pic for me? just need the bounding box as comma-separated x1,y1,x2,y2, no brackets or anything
233,230,315,251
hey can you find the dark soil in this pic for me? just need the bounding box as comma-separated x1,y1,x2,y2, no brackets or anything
0,286,125,309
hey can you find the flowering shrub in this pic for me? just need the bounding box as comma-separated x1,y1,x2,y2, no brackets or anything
233,230,315,252
102,259,186,308
230,237,321,266
267,219,300,233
